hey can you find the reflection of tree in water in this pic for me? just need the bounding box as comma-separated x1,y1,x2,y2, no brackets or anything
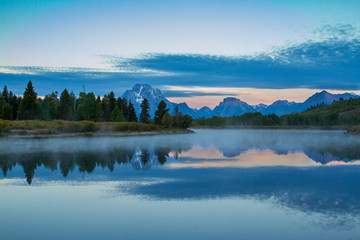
59,153,75,178
0,143,181,184
0,154,16,177
18,153,45,184
171,144,191,160
309,146,360,163
155,146,171,165
140,148,150,165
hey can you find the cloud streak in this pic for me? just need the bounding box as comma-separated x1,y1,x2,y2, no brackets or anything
112,39,360,90
1,25,359,97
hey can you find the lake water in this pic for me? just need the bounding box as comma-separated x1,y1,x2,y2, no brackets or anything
1,129,360,240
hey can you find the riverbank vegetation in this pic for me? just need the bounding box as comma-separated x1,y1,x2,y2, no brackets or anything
0,82,193,136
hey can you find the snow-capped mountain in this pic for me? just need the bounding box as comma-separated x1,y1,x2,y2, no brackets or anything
122,84,172,116
121,84,359,118
253,103,268,112
122,84,197,117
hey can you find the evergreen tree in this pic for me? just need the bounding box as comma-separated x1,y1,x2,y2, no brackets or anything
181,114,193,128
127,101,137,122
0,95,12,120
111,105,126,122
96,95,101,104
108,91,116,113
101,92,116,121
116,97,122,110
18,81,39,120
95,100,103,122
41,93,58,120
76,92,98,121
59,89,72,120
121,98,129,120
173,106,179,116
2,86,9,103
69,91,76,119
154,100,169,125
161,113,174,128
2,103,12,120
9,92,20,120
173,112,183,128
101,94,109,121
139,98,150,124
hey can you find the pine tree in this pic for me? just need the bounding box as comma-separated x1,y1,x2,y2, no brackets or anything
101,92,116,121
95,100,103,122
59,89,71,120
108,91,116,114
161,113,174,128
139,98,150,124
154,100,169,125
2,86,9,103
70,91,76,119
9,91,20,120
121,98,129,120
18,81,39,120
42,93,58,120
76,92,98,121
0,86,12,120
111,105,126,122
173,106,179,116
0,97,12,120
127,101,137,122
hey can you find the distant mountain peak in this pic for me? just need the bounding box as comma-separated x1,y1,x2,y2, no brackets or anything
121,84,359,118
213,97,255,117
221,97,246,105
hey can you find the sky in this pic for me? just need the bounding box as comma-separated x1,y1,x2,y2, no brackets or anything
1,0,360,108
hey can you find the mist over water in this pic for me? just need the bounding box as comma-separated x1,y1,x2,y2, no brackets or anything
1,129,360,240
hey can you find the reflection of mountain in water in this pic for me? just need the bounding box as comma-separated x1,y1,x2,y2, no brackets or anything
217,145,359,164
1,129,360,222
1,129,360,184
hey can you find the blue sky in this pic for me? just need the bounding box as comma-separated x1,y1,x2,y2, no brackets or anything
1,0,360,107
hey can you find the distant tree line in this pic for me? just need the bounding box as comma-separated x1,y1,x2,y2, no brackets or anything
0,81,193,129
194,98,360,128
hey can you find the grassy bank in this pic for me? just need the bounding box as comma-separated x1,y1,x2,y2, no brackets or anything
0,120,193,138
347,125,360,134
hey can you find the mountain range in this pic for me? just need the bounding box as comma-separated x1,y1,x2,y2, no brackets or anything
122,84,359,118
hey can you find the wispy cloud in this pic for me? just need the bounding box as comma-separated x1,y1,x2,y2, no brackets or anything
1,25,359,97
111,39,360,90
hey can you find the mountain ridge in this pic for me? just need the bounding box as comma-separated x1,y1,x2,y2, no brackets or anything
122,84,359,118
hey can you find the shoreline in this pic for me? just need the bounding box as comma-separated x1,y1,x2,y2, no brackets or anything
192,125,359,134
0,128,194,139
0,120,194,139
192,125,348,130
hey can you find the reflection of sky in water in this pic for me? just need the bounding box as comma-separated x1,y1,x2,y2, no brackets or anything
170,146,360,168
1,129,360,239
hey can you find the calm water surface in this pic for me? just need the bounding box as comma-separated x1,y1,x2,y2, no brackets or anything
1,129,360,240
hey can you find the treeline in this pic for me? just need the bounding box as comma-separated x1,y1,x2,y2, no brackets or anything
194,98,360,128
0,81,192,129
195,112,280,127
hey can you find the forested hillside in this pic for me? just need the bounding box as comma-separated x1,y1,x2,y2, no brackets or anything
194,98,360,129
